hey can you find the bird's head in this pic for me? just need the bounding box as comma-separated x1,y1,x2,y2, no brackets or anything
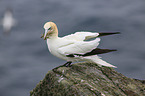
42,22,58,40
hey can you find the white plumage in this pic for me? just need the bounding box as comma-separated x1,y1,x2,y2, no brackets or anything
42,22,118,68
1,8,16,33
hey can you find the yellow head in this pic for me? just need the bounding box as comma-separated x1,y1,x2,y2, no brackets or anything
43,22,58,40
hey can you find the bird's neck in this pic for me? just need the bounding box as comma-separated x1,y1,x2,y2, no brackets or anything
51,25,58,38
48,31,58,40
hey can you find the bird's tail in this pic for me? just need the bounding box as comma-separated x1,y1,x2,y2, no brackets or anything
84,56,117,68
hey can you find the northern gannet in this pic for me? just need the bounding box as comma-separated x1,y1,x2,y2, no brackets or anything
42,22,119,68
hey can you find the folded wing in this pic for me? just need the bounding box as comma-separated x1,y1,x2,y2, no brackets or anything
58,38,100,55
62,31,99,41
60,31,119,57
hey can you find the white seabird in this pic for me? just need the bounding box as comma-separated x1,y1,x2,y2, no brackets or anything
1,8,16,33
42,22,119,68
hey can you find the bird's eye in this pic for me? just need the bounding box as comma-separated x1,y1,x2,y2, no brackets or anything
48,27,51,30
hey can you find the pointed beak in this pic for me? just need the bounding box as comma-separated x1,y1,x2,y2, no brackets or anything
44,29,48,40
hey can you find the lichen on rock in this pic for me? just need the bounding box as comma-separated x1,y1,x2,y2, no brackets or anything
30,62,145,96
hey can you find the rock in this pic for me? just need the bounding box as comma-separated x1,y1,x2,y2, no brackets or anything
30,62,145,96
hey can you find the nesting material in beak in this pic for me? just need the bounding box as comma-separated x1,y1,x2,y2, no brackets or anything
41,33,44,38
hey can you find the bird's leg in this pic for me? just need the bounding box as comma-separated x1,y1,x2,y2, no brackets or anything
63,61,72,67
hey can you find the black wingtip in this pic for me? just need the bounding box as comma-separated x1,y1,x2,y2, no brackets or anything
108,49,117,52
66,48,117,57
98,32,120,37
83,48,117,56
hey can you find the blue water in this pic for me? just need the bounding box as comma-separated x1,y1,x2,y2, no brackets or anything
0,0,145,96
